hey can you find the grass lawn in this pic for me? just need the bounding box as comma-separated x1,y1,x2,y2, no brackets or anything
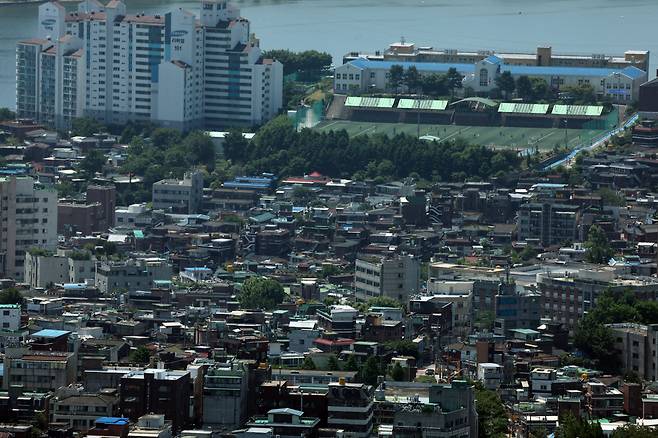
314,120,607,152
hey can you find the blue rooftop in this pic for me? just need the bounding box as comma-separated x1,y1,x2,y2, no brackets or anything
348,58,646,80
63,283,86,290
349,58,474,74
31,329,71,338
185,267,212,272
95,417,130,426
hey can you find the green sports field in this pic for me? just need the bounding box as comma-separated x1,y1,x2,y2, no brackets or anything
315,120,607,152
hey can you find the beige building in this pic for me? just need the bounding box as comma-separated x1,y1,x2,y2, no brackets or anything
354,255,420,303
608,323,658,381
3,351,76,391
344,42,649,72
0,177,58,281
49,386,119,431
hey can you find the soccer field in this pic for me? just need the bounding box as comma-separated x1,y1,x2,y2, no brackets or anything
315,120,607,152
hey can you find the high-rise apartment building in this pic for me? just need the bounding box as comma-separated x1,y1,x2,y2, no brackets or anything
17,0,283,130
0,177,58,281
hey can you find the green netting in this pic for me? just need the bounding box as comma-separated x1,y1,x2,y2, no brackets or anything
582,106,618,130
293,100,325,130
397,99,448,111
344,96,395,108
498,102,549,114
552,105,603,117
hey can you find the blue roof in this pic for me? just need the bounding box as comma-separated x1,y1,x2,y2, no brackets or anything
95,417,130,426
63,283,86,290
503,64,644,78
31,329,71,338
348,58,475,74
348,58,646,80
185,267,212,272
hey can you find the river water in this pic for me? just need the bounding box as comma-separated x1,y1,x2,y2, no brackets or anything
1,0,657,109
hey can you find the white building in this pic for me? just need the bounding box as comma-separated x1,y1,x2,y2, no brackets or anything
288,320,320,353
425,280,473,338
17,0,283,130
152,171,204,214
115,203,152,228
477,363,503,390
24,251,96,288
0,304,21,331
354,255,420,303
95,257,172,294
0,177,58,281
334,56,647,103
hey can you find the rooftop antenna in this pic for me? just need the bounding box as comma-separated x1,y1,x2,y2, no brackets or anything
400,36,406,44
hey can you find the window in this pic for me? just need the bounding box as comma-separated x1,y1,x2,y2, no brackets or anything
370,72,375,79
479,68,488,87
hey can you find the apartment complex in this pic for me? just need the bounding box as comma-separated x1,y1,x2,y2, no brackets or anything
0,177,58,281
354,254,420,303
608,323,658,382
202,361,248,431
327,381,374,438
17,0,283,130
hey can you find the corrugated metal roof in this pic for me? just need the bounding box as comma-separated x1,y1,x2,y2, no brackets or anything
348,58,474,74
31,329,71,338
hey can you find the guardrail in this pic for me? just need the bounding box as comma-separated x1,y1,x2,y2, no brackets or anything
543,113,639,171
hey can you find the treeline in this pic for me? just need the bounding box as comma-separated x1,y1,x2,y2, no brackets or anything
574,290,658,373
262,49,332,81
223,116,521,182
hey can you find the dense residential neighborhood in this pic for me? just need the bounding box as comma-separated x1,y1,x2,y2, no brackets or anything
2,0,658,438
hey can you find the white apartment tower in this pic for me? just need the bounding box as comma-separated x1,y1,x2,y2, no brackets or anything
0,177,58,281
17,0,283,130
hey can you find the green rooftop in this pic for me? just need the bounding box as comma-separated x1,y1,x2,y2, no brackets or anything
397,98,448,111
552,104,603,117
498,102,549,114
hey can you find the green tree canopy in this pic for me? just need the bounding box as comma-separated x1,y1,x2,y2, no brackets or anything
555,413,604,438
474,382,508,438
263,49,332,80
584,225,614,264
367,296,403,309
79,149,106,177
71,117,105,136
358,356,382,386
327,355,340,371
237,277,285,310
516,76,533,101
385,340,419,359
445,67,464,97
391,362,405,381
302,356,316,370
0,108,16,121
0,288,23,305
495,71,516,99
129,345,151,365
403,66,421,94
388,65,404,93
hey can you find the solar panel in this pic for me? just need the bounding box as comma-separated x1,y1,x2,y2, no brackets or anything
552,105,603,117
397,99,448,111
345,96,395,108
498,102,549,114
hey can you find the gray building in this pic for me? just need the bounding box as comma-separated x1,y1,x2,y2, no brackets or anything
355,254,420,303
3,351,76,391
95,258,172,294
517,203,580,247
152,171,204,214
202,360,248,431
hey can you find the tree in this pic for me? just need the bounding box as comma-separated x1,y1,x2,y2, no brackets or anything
223,129,250,162
385,340,419,359
584,225,614,264
0,287,23,305
391,362,405,381
403,66,421,94
262,49,332,80
495,71,515,99
388,65,404,93
562,84,597,105
555,413,604,438
474,383,508,438
421,73,448,96
611,424,657,438
596,187,625,206
183,132,216,170
530,78,551,100
0,108,16,121
302,356,316,370
79,149,106,176
71,117,104,136
445,67,463,97
237,277,285,310
327,355,340,371
367,296,403,309
516,76,533,101
129,345,151,365
358,356,382,386
344,354,359,371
